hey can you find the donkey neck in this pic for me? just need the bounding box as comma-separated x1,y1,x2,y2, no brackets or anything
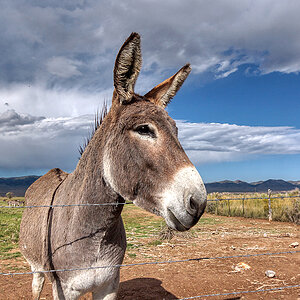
54,123,125,232
50,131,126,266
53,132,125,252
72,124,119,205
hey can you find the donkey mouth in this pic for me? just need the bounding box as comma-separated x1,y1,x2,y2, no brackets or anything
166,209,190,232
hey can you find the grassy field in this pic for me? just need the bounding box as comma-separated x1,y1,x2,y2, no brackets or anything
206,190,300,223
0,198,24,260
0,197,222,261
0,191,299,261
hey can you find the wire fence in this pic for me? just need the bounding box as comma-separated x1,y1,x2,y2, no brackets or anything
1,250,299,298
206,194,300,222
208,195,300,202
1,195,299,298
1,195,299,209
1,250,299,276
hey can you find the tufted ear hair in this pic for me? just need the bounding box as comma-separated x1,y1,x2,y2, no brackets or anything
113,32,142,104
144,64,191,108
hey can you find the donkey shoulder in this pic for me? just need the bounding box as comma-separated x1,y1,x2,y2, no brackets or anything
25,168,68,206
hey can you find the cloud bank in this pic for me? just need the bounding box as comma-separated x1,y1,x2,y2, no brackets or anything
1,0,300,117
178,121,300,164
1,109,300,174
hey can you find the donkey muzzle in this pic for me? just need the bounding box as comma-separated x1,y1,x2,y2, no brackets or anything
161,166,207,231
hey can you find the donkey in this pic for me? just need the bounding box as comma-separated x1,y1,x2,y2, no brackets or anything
19,32,207,300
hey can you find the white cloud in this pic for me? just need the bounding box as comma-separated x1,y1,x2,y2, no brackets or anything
1,1,300,91
0,83,111,118
46,56,82,78
0,109,44,127
0,111,94,171
215,68,238,79
177,121,300,164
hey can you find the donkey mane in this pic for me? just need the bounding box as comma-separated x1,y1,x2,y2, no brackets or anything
78,102,108,156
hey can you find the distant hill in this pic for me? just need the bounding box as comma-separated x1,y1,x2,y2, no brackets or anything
0,176,299,196
0,176,40,197
288,180,300,185
205,179,299,193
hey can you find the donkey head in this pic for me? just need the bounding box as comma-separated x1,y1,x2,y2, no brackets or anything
102,33,207,231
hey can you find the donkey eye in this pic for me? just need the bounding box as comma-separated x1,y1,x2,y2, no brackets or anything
134,125,156,138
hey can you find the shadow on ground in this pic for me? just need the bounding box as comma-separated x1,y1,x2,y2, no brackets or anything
118,278,178,299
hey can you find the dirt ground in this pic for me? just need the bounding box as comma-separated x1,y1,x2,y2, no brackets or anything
0,213,299,300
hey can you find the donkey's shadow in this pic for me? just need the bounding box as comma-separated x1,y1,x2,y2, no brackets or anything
118,278,178,299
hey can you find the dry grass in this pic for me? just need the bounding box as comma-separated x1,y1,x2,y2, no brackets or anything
206,189,300,223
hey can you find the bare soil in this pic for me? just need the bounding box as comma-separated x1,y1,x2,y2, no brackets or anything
0,213,299,300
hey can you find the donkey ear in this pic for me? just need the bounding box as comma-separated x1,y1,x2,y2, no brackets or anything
114,32,142,103
144,64,191,108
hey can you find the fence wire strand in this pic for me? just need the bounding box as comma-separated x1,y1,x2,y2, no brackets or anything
0,201,133,209
1,195,299,209
208,195,300,202
178,284,300,299
1,250,299,276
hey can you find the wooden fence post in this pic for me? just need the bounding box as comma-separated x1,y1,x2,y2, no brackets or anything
242,196,245,217
268,189,272,222
228,199,231,216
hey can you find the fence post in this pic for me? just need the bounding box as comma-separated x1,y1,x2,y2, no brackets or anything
268,189,272,222
228,199,231,216
242,196,245,217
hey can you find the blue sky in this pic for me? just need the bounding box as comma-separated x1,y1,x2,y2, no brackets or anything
0,0,300,182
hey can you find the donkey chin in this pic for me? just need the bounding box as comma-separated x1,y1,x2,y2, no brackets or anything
160,166,207,232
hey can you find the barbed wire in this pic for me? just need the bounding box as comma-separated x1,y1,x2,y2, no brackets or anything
1,250,299,276
1,195,299,209
178,284,300,299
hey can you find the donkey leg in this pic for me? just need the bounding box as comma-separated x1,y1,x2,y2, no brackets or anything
52,280,82,300
92,271,120,300
92,285,118,300
51,280,69,300
51,282,61,300
32,272,45,300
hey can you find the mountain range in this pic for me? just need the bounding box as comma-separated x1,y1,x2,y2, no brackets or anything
0,176,299,197
205,179,299,193
0,176,40,197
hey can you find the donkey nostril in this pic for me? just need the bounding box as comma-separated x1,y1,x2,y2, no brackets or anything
189,196,198,213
